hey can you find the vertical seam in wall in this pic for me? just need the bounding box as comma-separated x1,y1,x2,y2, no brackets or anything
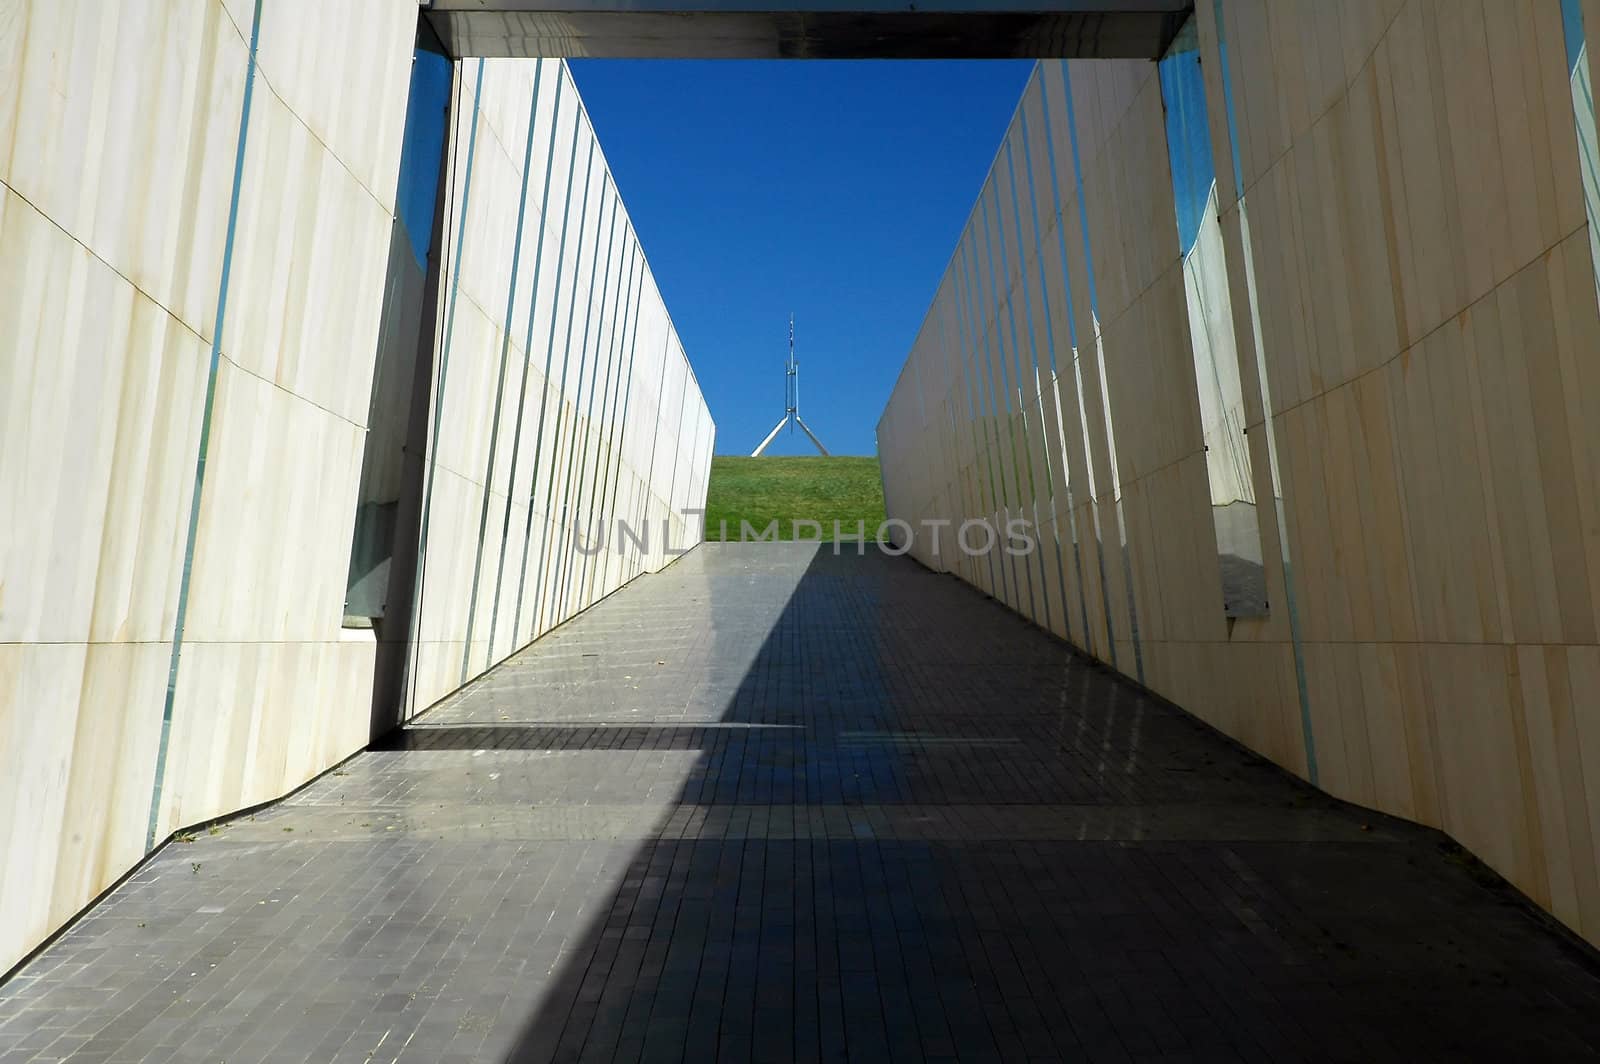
952,248,989,592
556,204,625,613
610,251,647,582
406,58,485,719
590,247,639,590
954,242,1003,598
1062,59,1146,684
559,222,624,605
662,357,692,558
1005,128,1069,643
526,137,597,638
1037,64,1117,666
686,407,712,543
702,417,717,530
400,53,464,720
146,0,265,850
952,244,984,584
576,236,639,604
966,202,1017,611
488,66,564,669
512,98,585,648
985,172,1043,628
930,280,960,575
914,330,926,428
977,191,1028,617
541,175,615,633
940,273,973,584
641,335,672,573
461,60,545,684
1212,0,1317,783
600,258,645,589
1019,88,1095,650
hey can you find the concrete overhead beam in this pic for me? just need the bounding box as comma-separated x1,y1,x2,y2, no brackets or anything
420,0,1191,59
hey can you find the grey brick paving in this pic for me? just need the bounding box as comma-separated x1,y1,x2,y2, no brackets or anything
4,542,1600,1062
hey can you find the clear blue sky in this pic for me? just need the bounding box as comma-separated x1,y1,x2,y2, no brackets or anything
568,60,1035,456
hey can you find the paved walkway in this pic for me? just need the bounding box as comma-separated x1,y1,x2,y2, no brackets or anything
4,543,1600,1062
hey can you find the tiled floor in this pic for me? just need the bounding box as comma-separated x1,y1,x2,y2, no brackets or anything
4,542,1600,1062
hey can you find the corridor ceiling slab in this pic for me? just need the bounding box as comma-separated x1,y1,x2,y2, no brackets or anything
420,0,1191,58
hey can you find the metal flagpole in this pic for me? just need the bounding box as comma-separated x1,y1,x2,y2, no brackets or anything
751,314,829,456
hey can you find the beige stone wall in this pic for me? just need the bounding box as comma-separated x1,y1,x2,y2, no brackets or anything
879,0,1600,947
0,3,711,972
406,57,715,712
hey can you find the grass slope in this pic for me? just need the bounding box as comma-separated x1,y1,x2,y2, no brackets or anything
704,455,886,541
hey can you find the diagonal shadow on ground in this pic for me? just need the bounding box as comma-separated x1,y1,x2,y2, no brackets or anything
5,543,1600,1062
481,543,1600,1062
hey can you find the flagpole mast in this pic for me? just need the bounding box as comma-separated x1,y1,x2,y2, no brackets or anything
751,314,830,457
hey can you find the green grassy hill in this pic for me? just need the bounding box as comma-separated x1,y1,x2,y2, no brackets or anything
703,455,886,542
